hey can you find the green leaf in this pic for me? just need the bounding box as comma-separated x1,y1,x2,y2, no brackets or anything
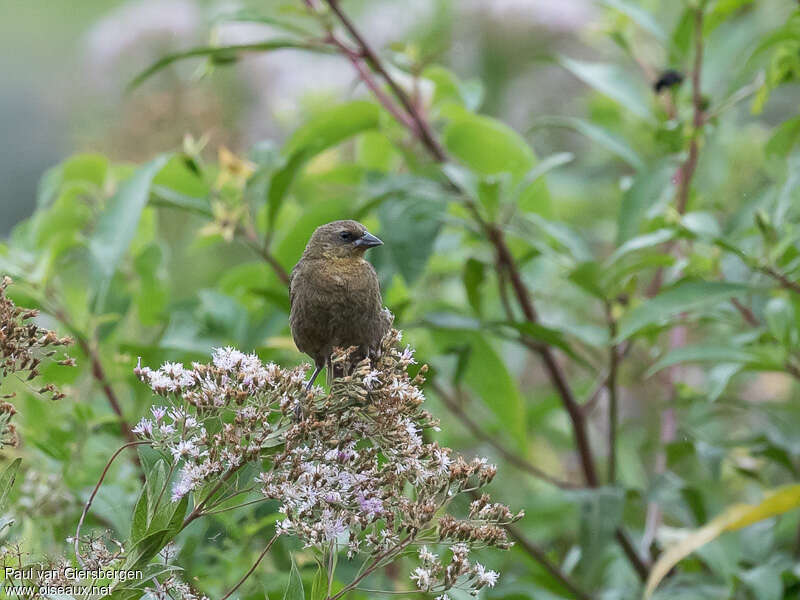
283,557,305,600
558,56,654,122
268,101,380,230
283,101,380,158
599,0,667,42
310,564,326,600
572,487,624,582
434,330,527,450
499,321,590,367
617,160,676,243
520,214,593,262
89,155,170,284
463,258,486,316
645,484,800,598
0,458,22,514
569,261,607,299
704,0,755,35
615,281,758,341
531,116,644,169
764,296,795,345
129,41,329,90
646,344,775,377
376,191,446,284
443,113,535,178
130,487,149,543
512,152,574,203
125,529,171,569
606,228,676,264
765,116,800,160
61,154,109,188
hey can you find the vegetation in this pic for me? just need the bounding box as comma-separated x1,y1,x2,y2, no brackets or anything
2,0,800,598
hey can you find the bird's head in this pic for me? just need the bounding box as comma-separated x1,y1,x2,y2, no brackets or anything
303,220,383,260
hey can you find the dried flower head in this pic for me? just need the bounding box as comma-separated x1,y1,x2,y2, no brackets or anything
134,327,522,597
0,276,75,448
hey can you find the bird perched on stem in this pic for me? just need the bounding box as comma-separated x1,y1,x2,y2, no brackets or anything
289,220,390,390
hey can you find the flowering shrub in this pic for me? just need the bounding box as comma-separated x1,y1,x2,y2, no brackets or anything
130,328,521,598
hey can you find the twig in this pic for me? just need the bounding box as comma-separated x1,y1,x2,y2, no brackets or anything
581,342,631,416
327,35,418,132
241,225,290,285
505,522,593,600
731,298,759,327
488,225,599,487
220,533,279,600
759,265,800,296
431,381,578,489
74,441,149,565
605,303,619,484
50,305,144,478
322,0,447,162
328,535,414,600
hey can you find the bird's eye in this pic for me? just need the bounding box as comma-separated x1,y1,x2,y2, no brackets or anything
339,231,353,241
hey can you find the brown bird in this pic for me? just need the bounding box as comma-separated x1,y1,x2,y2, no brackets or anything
289,220,390,390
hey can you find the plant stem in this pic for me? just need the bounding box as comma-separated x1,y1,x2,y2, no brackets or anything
432,381,578,489
220,533,279,600
74,441,149,565
328,535,413,600
505,523,593,600
605,304,619,484
322,0,447,161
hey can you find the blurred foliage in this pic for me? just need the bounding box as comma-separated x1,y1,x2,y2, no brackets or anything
2,0,800,598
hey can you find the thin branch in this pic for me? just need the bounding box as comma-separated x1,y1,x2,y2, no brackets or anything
241,225,290,285
322,0,447,162
327,35,418,132
505,522,593,600
731,298,759,327
328,535,414,600
220,533,279,600
75,441,149,565
431,381,578,489
605,304,619,484
759,265,800,296
488,225,599,487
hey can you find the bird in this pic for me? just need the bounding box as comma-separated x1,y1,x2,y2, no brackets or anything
289,220,390,390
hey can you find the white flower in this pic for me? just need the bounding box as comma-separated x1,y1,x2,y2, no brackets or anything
132,418,153,437
212,346,245,371
410,567,432,591
320,510,348,541
419,546,438,564
433,448,451,474
170,438,197,461
474,563,499,588
363,369,381,389
400,345,416,364
150,406,167,421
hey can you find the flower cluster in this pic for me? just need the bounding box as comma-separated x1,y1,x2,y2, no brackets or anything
1,533,124,598
143,574,209,600
134,348,307,502
134,328,522,597
0,276,75,448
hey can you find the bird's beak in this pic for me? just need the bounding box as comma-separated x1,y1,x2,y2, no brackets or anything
354,231,383,248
